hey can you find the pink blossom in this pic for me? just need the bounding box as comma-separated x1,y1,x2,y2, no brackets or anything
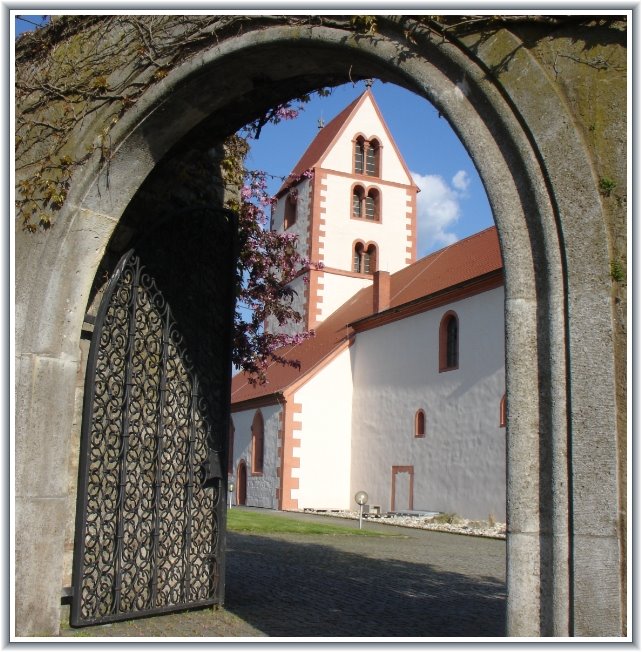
275,105,300,121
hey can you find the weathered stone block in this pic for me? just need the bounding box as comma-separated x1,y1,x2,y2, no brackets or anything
14,496,68,637
14,354,78,498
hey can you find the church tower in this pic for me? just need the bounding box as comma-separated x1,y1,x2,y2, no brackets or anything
268,89,418,335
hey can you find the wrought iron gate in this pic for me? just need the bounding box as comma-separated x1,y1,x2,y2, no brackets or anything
71,208,237,627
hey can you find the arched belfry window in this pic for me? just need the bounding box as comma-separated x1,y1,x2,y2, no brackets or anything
354,137,365,174
354,136,381,177
366,139,380,177
354,242,377,274
352,186,380,222
365,189,379,221
439,311,459,372
352,186,365,218
363,244,377,273
353,242,364,273
415,410,426,438
251,410,264,474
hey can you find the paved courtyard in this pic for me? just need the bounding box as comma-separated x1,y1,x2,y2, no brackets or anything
59,510,506,639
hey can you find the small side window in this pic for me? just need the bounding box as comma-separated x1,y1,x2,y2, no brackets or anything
284,193,297,229
415,410,426,438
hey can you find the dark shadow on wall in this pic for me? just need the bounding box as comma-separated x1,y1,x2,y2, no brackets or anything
225,531,506,637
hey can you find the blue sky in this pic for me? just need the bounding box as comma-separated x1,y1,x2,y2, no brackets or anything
15,17,494,257
244,81,494,257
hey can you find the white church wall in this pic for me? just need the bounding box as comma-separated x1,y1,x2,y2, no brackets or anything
230,403,282,509
350,286,506,521
320,97,411,185
317,272,372,322
292,347,354,509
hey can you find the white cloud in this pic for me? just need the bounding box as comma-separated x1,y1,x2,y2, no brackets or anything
412,171,462,254
452,169,470,193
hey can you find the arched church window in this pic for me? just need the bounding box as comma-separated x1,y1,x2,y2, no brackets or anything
439,311,459,372
500,393,507,427
251,410,264,474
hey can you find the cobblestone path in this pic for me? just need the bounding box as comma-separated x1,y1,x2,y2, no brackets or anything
59,513,506,639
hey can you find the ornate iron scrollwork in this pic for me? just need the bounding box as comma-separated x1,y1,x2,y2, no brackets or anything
71,208,236,627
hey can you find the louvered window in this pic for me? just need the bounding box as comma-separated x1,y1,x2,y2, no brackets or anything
366,142,379,176
353,188,364,218
353,248,361,272
354,140,365,174
365,195,376,220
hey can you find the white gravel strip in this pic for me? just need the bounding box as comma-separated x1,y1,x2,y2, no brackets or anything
303,510,506,540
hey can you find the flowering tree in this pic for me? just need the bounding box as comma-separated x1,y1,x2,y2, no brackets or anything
225,104,323,385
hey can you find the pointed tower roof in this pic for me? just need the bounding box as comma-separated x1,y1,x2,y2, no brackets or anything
276,89,416,196
276,93,362,196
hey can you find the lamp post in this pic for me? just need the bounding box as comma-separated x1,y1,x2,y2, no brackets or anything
355,490,368,530
228,481,235,509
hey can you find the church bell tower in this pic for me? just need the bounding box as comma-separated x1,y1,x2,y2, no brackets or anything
268,89,419,335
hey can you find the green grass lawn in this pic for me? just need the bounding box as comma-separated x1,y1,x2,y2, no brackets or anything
226,509,395,537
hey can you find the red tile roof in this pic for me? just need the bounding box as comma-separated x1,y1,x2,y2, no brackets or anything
276,93,364,196
231,226,503,405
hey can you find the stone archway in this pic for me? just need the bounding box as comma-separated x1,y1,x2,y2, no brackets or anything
14,16,626,637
